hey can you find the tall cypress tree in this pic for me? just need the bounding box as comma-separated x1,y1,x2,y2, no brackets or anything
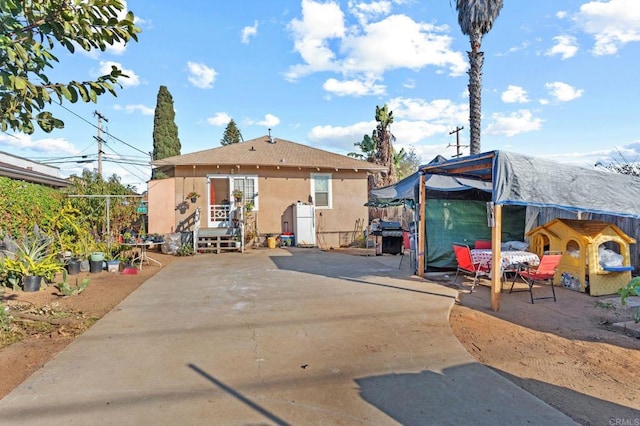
152,86,181,160
220,119,243,146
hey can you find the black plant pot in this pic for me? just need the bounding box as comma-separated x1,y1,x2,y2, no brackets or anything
66,259,81,275
23,275,42,292
89,259,103,274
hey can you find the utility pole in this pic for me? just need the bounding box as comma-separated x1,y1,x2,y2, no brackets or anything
94,111,108,176
448,126,467,158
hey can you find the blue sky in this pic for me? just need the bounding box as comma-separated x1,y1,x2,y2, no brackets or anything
2,0,640,190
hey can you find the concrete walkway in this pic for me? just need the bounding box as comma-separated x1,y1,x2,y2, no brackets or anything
0,248,575,425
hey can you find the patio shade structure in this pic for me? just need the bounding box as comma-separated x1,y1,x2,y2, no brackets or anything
417,150,640,311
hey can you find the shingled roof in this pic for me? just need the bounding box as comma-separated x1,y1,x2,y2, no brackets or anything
152,135,386,172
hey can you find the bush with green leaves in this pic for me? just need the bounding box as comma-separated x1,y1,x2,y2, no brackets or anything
176,244,194,256
619,277,640,323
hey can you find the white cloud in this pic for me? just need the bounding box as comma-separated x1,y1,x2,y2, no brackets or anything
241,21,258,44
403,79,416,89
546,35,578,59
113,104,154,115
252,114,280,127
187,61,217,89
391,120,450,144
577,0,640,55
545,81,583,102
485,110,543,137
322,78,386,96
97,61,140,87
0,134,77,155
349,0,392,25
286,0,466,94
206,112,232,126
389,97,468,123
307,120,376,152
501,85,530,104
340,15,466,76
307,96,468,154
286,0,346,80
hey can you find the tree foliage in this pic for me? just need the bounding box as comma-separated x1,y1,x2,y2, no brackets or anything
0,177,64,239
455,0,503,154
220,119,243,146
0,0,140,134
152,85,181,162
64,169,139,239
348,134,375,162
394,146,421,180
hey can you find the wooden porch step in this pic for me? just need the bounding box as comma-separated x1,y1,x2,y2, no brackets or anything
197,233,241,254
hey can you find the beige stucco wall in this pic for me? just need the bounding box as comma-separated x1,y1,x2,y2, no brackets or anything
147,177,176,234
148,165,370,248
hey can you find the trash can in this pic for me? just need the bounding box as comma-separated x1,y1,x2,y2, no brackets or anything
267,236,276,249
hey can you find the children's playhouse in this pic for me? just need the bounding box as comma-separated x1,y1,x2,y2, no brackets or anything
526,219,636,296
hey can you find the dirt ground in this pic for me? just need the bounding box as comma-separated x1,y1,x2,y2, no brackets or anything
1,251,639,425
448,276,640,425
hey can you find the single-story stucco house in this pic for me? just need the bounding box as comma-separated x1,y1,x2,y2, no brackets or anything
147,135,385,249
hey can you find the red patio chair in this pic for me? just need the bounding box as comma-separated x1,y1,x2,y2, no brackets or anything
452,243,489,293
510,253,562,303
474,240,492,249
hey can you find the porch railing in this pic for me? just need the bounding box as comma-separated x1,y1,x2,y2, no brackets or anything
210,204,231,225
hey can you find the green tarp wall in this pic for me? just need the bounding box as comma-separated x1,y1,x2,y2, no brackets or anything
425,199,526,269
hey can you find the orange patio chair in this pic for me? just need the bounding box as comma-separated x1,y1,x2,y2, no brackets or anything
452,243,490,293
510,253,562,304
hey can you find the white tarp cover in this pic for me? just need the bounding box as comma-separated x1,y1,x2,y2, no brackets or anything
494,151,640,218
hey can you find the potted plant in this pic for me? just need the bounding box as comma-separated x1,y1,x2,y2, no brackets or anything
3,233,64,292
186,191,200,203
232,189,243,202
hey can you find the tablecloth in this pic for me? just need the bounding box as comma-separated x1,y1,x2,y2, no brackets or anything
471,249,540,277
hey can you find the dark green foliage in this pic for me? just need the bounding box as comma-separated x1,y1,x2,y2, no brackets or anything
220,119,243,146
0,0,140,134
348,134,375,162
152,86,181,161
0,177,64,239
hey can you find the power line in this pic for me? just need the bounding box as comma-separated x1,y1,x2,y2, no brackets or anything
55,102,150,156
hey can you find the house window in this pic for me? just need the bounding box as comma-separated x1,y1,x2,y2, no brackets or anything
232,176,258,210
311,173,332,209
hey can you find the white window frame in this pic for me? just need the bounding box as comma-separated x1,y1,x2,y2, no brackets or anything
231,175,259,211
310,173,332,209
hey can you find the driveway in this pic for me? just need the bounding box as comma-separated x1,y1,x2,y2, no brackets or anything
0,248,574,425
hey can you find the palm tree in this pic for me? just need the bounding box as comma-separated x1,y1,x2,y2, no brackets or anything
348,134,376,162
455,0,503,154
373,104,396,187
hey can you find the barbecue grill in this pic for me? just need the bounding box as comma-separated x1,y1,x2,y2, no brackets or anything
371,220,403,255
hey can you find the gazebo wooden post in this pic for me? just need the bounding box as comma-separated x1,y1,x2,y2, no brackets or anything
491,204,503,311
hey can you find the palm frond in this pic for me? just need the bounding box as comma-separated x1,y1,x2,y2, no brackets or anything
456,0,504,35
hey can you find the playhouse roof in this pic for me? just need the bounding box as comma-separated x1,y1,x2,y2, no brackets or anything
526,218,636,243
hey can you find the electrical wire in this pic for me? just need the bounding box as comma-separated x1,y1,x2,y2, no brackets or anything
54,102,151,157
